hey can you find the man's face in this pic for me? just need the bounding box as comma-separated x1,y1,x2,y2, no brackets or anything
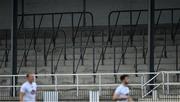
123,77,129,85
27,74,34,83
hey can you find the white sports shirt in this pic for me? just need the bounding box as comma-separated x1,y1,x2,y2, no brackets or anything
114,84,130,102
20,81,37,102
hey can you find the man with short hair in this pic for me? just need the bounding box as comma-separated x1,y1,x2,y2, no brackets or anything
112,75,133,102
20,73,37,102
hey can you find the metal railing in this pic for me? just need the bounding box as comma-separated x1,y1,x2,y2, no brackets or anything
142,71,180,98
0,71,180,99
16,11,94,75
108,8,180,45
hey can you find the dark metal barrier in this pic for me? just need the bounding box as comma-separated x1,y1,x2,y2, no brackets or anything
108,8,180,45
16,12,94,78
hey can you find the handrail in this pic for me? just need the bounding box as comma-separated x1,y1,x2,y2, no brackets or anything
0,51,8,69
51,47,63,84
0,17,23,70
142,72,162,98
45,14,64,66
50,30,66,75
75,29,94,73
0,71,180,98
0,30,10,69
156,29,167,72
155,46,165,72
116,46,137,73
108,10,141,46
70,12,94,83
53,48,64,73
1,71,180,77
18,11,94,17
17,15,44,74
109,8,180,14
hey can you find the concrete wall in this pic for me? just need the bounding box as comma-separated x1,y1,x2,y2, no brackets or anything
0,0,180,29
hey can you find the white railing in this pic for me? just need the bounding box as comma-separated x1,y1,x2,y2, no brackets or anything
141,71,180,98
0,71,180,98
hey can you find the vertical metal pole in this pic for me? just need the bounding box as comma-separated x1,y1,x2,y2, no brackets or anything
130,11,133,46
11,0,18,97
176,45,179,81
164,30,167,58
143,31,146,64
72,14,76,83
141,75,144,98
44,32,47,66
171,10,174,43
148,0,155,92
162,72,165,94
13,76,15,97
51,14,56,83
101,31,104,65
51,49,54,84
55,75,57,91
5,31,8,67
21,0,24,28
98,75,101,95
80,31,84,65
24,31,27,66
121,28,125,64
167,73,169,94
33,15,37,75
114,47,117,83
93,46,96,83
76,75,79,96
83,0,86,26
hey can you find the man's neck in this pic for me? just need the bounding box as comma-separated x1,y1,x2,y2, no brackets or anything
122,83,127,86
27,81,33,84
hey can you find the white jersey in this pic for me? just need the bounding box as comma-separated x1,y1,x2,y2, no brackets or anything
20,81,37,102
114,84,130,102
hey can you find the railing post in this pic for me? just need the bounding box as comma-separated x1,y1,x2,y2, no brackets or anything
121,28,125,64
162,72,165,94
171,9,174,43
55,75,57,91
166,73,169,94
76,75,79,96
93,46,96,83
80,31,84,65
176,45,179,82
130,11,133,46
5,31,8,67
142,31,146,64
71,13,76,84
98,75,101,95
101,31,104,65
164,29,167,58
141,75,144,98
64,31,67,63
13,75,16,97
134,46,138,74
113,47,117,83
51,49,55,84
24,31,27,67
44,32,47,66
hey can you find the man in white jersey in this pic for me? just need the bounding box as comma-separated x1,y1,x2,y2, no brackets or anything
112,75,133,102
20,73,37,102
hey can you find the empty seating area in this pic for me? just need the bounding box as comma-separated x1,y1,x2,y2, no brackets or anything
0,0,180,101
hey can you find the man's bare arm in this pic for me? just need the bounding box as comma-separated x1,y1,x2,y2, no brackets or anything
112,93,128,101
128,96,134,102
19,92,25,102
